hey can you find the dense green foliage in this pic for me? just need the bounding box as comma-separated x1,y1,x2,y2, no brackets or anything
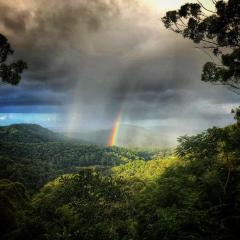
0,124,66,143
0,144,153,193
0,179,28,239
162,0,240,89
0,142,152,193
136,126,240,240
0,123,240,239
24,170,134,240
0,124,160,192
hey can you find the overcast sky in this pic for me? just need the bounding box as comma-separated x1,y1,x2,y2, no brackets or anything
0,0,239,138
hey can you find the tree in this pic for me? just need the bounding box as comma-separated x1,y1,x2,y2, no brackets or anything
0,179,29,239
26,169,134,240
162,0,240,90
0,33,27,86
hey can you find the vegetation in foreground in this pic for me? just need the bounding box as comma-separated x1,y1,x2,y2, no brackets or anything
0,120,240,240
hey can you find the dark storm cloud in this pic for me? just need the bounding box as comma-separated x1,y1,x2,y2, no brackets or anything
113,52,199,98
0,0,238,134
0,2,29,33
0,0,130,89
0,86,67,107
0,0,146,111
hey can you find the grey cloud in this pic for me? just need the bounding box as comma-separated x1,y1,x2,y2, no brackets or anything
0,2,29,33
0,0,238,134
1,0,135,89
0,87,67,107
115,54,200,96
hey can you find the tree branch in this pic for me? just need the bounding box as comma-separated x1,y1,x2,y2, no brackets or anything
212,82,240,90
195,46,217,64
179,18,187,27
197,0,217,14
212,0,217,5
199,38,220,46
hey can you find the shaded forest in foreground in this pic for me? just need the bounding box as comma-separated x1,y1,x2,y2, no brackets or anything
0,121,240,240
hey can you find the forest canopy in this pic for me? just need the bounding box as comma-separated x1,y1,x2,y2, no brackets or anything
0,122,240,239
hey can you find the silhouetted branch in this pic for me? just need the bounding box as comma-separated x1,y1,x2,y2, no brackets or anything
197,0,217,14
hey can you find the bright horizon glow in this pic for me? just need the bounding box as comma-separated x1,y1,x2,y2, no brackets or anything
148,0,214,11
150,0,184,10
0,113,59,129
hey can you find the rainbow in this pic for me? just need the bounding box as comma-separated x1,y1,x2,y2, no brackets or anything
108,113,121,146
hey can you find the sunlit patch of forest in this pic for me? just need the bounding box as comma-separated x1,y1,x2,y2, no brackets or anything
0,121,240,240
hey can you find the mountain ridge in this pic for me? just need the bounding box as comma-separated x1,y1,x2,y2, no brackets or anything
0,123,176,147
0,124,67,143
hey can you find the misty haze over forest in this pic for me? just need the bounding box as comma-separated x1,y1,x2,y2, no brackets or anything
0,0,239,147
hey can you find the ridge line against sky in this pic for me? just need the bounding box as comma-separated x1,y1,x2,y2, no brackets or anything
0,0,239,144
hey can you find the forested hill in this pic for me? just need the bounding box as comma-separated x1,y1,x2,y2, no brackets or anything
0,123,168,192
0,124,66,143
1,123,240,239
0,123,175,147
